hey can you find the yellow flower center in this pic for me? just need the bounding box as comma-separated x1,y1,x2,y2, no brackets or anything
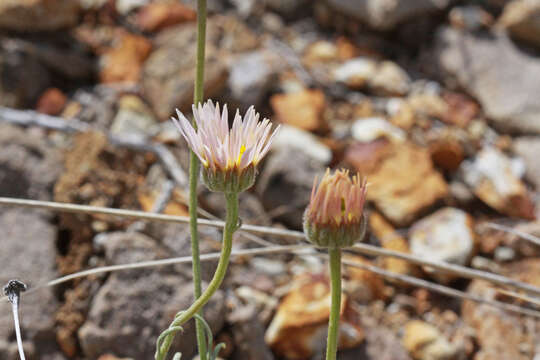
236,144,246,165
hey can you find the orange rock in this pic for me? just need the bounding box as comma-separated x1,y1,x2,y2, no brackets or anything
344,139,393,174
464,147,535,219
348,141,448,226
342,254,386,302
408,94,449,120
336,36,360,61
265,273,363,359
441,92,479,127
369,212,416,276
138,188,188,216
462,279,530,360
270,89,327,132
100,30,152,83
36,88,67,115
402,320,456,360
303,40,338,64
137,2,196,32
429,139,464,172
388,100,415,131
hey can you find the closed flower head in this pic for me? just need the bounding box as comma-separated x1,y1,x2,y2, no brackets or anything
173,100,279,193
304,169,368,248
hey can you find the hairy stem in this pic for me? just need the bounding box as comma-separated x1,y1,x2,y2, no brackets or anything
326,248,342,360
191,0,207,358
156,192,239,360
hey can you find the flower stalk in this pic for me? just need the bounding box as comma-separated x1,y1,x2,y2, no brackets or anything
155,192,239,360
326,248,341,360
302,169,367,360
190,0,208,358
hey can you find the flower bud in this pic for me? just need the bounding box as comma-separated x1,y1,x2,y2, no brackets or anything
303,169,367,248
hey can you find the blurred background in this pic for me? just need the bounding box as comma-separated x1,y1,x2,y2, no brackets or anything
1,0,540,359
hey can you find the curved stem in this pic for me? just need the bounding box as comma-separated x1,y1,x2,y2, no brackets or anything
156,192,239,360
326,248,342,360
191,0,207,358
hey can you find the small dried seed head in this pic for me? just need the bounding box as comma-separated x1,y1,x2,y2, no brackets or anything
303,169,368,248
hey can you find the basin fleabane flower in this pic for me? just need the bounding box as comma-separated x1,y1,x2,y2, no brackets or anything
173,100,279,192
304,169,368,248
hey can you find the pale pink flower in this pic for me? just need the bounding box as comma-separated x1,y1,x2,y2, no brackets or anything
173,100,280,173
304,169,368,248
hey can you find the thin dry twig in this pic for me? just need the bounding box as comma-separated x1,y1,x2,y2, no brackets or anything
485,222,540,247
338,259,540,318
2,244,540,319
0,245,313,303
1,197,540,297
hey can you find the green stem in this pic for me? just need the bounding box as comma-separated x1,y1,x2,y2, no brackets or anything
156,192,239,360
326,248,342,360
191,0,207,359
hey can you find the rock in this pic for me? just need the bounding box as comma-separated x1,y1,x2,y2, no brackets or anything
79,232,225,360
351,117,406,143
347,141,448,226
514,136,540,190
369,61,411,96
303,40,339,63
407,93,449,121
225,49,283,109
387,99,415,130
110,95,157,139
499,0,540,48
428,138,465,172
435,27,540,134
0,40,51,108
66,88,116,128
402,320,457,360
270,89,327,132
142,220,223,282
136,2,196,32
265,0,309,17
334,58,410,95
461,146,535,219
257,144,327,229
369,212,416,276
440,92,479,128
115,0,148,14
449,5,494,31
272,125,332,164
36,88,67,115
409,207,475,282
0,124,62,200
202,191,271,229
99,30,152,83
0,0,79,32
326,0,451,30
228,306,274,360
14,36,94,81
364,326,411,360
343,255,386,303
265,273,363,359
0,208,60,360
144,16,256,119
334,57,377,89
462,279,531,360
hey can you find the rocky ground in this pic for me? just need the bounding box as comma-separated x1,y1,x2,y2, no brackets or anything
1,0,540,359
